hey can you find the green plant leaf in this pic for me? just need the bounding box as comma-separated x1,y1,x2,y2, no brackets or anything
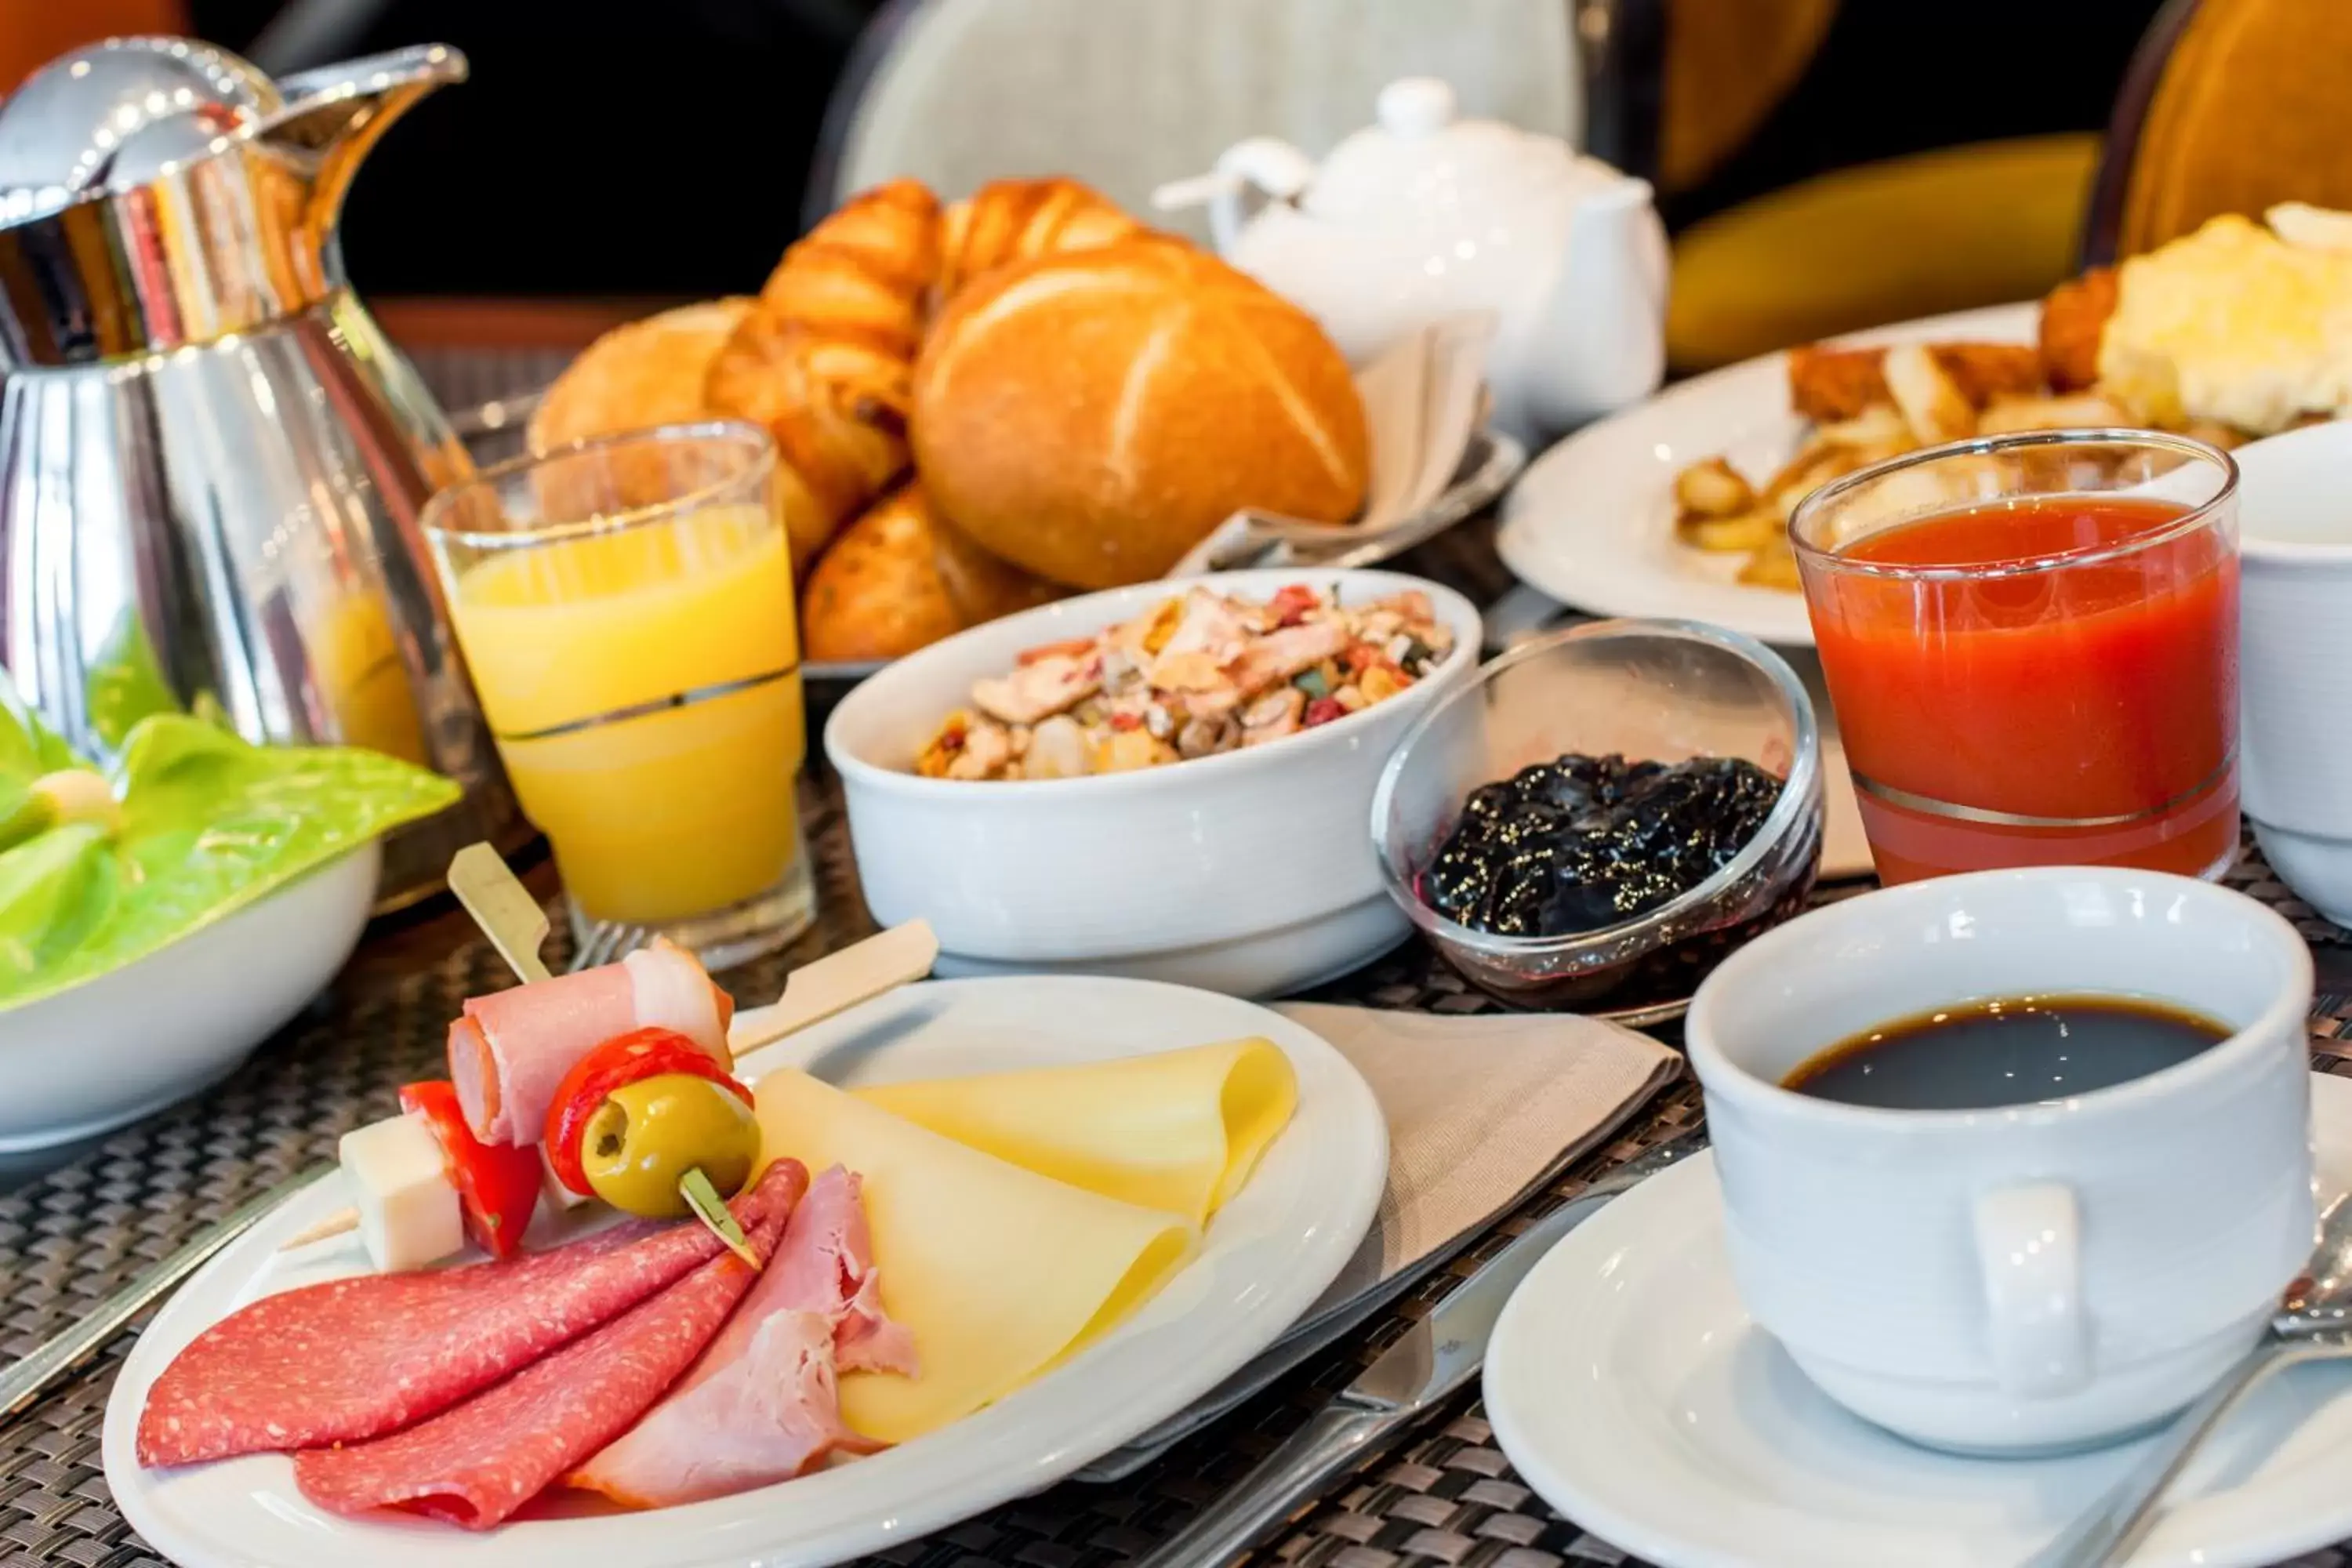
0,684,77,784
0,708,459,1010
85,614,183,752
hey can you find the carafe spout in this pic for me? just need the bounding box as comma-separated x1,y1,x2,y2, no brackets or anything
262,45,467,251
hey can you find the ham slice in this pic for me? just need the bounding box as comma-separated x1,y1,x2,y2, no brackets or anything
452,939,735,1145
136,1161,808,1467
569,1166,914,1508
295,1188,794,1530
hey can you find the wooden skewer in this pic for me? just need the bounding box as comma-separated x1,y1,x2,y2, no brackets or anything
279,886,938,1253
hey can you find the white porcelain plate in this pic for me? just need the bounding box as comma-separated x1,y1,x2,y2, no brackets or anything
1495,303,2041,647
104,975,1388,1568
1485,1072,2352,1568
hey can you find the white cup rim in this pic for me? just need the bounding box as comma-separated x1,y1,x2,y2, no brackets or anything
1686,866,2313,1132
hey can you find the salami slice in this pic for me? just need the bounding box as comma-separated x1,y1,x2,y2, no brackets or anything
293,1186,793,1529
136,1161,808,1467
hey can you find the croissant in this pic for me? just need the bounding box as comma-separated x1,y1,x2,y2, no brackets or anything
706,178,941,568
936,176,1144,303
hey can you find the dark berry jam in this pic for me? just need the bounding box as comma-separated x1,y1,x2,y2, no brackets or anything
1423,753,1782,938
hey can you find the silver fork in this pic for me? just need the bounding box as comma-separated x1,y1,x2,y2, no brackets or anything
568,920,653,971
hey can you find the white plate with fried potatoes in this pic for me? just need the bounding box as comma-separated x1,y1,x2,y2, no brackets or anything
1497,303,2047,645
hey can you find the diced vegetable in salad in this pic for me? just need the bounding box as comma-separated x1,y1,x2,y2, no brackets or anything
916,584,1455,782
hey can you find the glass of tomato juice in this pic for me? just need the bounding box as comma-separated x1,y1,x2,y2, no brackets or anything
1791,430,2239,884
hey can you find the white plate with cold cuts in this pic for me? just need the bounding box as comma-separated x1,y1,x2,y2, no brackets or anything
1496,302,2040,647
105,975,1387,1568
1483,1071,2352,1568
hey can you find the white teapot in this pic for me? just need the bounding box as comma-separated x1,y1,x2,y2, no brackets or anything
1161,78,1668,441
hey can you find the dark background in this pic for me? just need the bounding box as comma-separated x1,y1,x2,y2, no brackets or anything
186,0,2168,298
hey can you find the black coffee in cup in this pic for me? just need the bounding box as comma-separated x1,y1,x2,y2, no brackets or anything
1783,994,2229,1111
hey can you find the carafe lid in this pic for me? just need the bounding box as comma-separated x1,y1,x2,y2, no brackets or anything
0,36,278,226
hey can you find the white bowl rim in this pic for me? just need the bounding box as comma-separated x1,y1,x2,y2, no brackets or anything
0,840,379,1022
1367,616,1824,958
822,568,1486,801
1685,864,2313,1133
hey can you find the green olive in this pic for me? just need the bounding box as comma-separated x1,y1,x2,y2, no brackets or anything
580,1073,758,1219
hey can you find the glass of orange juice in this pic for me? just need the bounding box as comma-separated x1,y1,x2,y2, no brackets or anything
420,422,814,968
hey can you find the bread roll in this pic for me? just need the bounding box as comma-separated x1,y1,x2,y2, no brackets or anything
521,299,751,522
911,238,1370,590
801,484,1063,662
937,177,1143,303
529,299,752,452
706,179,942,568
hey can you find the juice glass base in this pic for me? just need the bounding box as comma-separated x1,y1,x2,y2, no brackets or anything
567,815,818,973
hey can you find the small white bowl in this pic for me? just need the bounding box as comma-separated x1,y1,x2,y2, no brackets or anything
0,844,379,1152
2232,422,2352,925
825,569,1483,998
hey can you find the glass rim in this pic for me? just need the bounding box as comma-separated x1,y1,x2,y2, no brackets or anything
1785,427,2241,583
419,419,779,550
1367,616,1824,960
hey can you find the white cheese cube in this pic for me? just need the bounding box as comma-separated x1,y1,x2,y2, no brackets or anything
339,1110,463,1272
540,1144,592,1210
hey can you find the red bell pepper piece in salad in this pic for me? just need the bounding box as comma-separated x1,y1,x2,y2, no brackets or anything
543,1027,754,1198
397,1080,544,1260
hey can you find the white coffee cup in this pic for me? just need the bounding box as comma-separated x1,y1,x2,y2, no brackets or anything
1686,866,2316,1455
2233,420,2352,924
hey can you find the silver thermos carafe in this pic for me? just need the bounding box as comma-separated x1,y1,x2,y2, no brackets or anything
0,35,524,909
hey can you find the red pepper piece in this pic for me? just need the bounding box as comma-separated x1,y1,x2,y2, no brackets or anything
1303,695,1346,728
397,1080,544,1260
543,1028,753,1198
1269,583,1319,627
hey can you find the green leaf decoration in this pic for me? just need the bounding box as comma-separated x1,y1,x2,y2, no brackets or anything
85,612,183,752
0,700,460,1011
0,683,76,783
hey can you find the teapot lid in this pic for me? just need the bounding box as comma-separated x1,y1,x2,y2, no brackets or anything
0,37,278,225
1303,78,1582,226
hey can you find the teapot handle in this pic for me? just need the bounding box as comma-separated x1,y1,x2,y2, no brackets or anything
1152,137,1317,254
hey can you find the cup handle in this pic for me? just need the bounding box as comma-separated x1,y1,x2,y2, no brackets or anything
1973,1182,2089,1398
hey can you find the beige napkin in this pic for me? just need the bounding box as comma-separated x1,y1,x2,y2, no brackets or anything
1275,1000,1682,1319
1168,311,1498,575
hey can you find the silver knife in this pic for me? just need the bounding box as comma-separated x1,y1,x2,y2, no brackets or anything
1131,1129,1708,1568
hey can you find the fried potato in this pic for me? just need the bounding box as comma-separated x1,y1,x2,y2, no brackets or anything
1737,538,1803,590
2038,267,2116,392
1675,456,1755,518
1788,343,2043,423
1676,506,1784,552
1976,393,2129,435
1882,343,1975,445
1817,405,1912,450
1762,437,1867,507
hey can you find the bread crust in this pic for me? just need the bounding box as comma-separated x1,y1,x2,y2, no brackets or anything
529,299,753,452
800,484,1062,662
705,179,942,568
912,238,1369,590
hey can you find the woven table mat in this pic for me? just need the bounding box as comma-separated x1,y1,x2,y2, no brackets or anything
0,786,2342,1567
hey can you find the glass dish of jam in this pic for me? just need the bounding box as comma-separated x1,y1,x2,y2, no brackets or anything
1371,620,1826,1015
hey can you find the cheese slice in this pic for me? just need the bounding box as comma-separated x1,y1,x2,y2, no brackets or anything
753,1068,1194,1443
851,1038,1297,1226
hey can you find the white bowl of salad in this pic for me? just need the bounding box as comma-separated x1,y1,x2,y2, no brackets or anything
825,569,1483,997
0,692,457,1151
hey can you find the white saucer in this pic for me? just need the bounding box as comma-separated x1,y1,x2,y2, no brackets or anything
1484,1072,2352,1568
